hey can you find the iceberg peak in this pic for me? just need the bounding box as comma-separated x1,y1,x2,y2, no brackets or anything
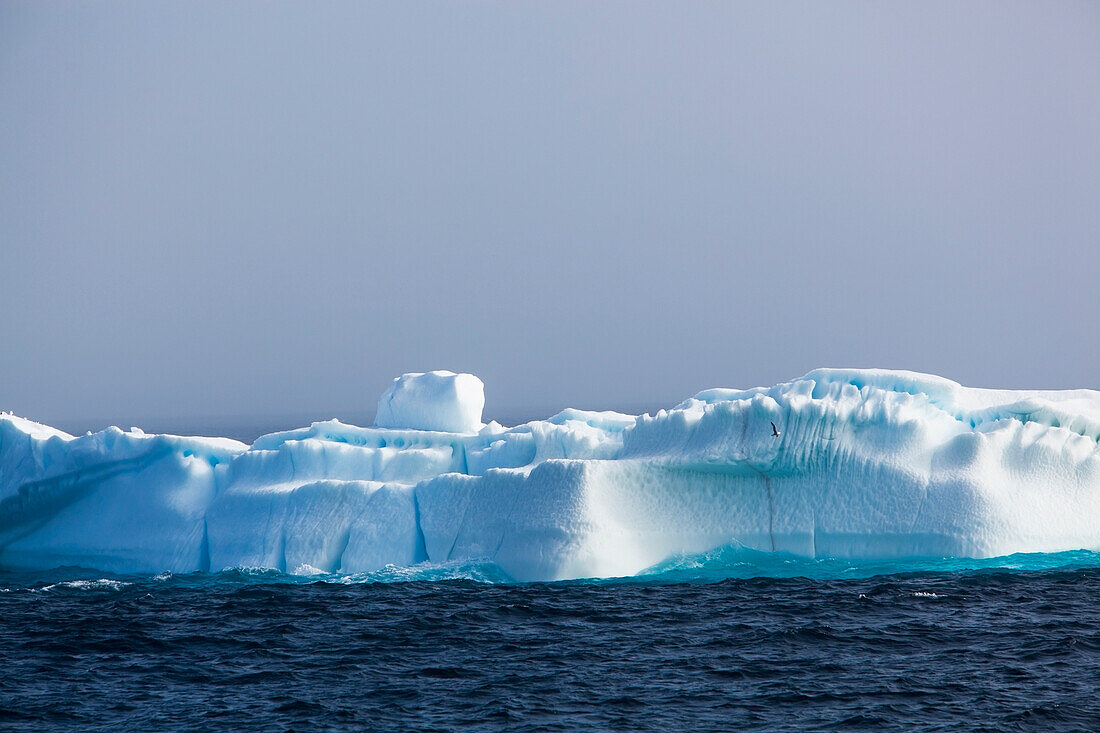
373,370,485,434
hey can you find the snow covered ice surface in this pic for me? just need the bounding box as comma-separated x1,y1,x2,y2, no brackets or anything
2,369,1099,581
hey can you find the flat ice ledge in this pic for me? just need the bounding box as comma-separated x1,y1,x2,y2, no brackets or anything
374,370,485,434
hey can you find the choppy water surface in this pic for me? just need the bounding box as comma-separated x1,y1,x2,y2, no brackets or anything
2,551,1100,731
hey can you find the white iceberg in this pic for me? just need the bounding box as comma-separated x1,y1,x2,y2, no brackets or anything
1,368,1098,580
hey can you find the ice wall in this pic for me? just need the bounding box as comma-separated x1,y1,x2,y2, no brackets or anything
2,369,1098,579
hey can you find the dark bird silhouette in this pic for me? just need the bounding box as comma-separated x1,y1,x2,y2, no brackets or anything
771,421,781,437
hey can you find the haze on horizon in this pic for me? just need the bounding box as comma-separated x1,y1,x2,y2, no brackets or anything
2,1,1098,432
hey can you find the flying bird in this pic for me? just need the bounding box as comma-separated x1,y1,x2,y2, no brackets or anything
771,421,781,437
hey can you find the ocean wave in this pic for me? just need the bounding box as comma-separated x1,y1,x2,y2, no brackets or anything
4,549,1100,591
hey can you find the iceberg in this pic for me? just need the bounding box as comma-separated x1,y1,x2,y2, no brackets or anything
1,369,1099,580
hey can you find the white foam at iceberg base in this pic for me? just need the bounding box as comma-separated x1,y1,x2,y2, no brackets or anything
1,368,1099,580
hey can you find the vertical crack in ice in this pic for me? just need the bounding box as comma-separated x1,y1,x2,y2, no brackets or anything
811,507,818,560
445,528,461,562
907,479,931,535
199,519,211,573
740,409,778,553
411,493,429,564
747,462,777,553
442,484,474,562
490,531,507,566
276,532,287,573
455,441,469,475
331,527,352,573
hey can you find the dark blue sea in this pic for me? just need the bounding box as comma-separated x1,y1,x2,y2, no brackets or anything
5,419,1099,731
3,551,1100,732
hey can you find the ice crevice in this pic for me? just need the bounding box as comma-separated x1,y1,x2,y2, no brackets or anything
411,493,429,565
1,368,1100,580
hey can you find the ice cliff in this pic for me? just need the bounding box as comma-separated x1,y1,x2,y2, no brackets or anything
2,369,1098,580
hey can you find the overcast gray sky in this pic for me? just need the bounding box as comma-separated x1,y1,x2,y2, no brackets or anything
2,1,1099,430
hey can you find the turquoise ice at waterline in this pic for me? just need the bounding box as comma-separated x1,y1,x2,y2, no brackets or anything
2,369,1099,581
